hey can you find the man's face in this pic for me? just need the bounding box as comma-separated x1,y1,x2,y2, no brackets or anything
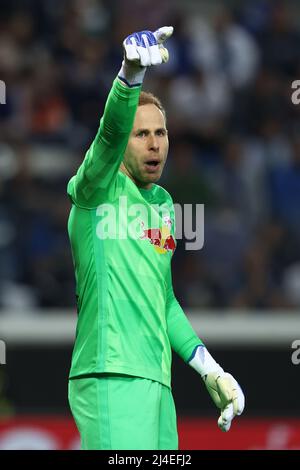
121,104,169,189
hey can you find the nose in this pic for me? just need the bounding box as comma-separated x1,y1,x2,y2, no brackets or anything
148,134,159,152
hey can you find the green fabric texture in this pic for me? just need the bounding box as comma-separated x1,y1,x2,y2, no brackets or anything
68,374,178,450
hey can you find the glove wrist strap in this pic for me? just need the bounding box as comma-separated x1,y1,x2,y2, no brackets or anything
118,60,146,87
188,345,224,378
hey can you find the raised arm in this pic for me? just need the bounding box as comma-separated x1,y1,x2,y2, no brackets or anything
67,27,173,208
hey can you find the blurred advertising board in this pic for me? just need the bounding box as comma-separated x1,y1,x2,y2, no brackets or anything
0,417,300,450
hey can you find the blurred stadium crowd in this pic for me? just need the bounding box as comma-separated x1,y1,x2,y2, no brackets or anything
1,0,300,311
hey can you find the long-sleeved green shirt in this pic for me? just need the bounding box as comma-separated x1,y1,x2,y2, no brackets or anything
67,78,203,387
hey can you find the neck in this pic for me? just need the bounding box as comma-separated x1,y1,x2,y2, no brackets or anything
120,163,153,190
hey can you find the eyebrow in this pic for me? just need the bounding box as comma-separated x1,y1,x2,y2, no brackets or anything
135,127,167,133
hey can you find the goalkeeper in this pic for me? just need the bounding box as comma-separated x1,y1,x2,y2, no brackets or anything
67,26,245,450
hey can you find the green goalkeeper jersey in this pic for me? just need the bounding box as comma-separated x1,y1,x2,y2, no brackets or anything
67,78,202,388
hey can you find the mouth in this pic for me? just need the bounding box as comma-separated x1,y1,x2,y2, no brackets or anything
144,160,161,172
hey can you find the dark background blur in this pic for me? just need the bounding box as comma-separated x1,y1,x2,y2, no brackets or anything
0,0,300,449
1,0,300,311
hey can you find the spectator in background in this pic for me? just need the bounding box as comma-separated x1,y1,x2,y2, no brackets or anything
166,65,232,140
257,1,300,78
230,222,296,310
186,8,260,89
269,135,300,237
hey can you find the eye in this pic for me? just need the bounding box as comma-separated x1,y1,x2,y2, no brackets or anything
156,129,167,136
136,130,147,137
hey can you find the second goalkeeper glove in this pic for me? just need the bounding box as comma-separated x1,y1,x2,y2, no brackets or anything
189,345,245,432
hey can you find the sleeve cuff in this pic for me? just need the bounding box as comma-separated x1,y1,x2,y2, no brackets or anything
118,60,146,87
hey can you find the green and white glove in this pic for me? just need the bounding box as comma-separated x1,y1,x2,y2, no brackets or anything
189,345,245,432
118,26,173,87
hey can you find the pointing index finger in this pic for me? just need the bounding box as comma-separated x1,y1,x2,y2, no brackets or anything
153,26,174,44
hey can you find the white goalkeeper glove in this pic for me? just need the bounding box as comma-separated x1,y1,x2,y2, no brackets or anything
118,26,173,87
189,345,245,432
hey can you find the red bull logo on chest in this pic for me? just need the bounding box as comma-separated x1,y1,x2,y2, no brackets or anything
140,216,176,254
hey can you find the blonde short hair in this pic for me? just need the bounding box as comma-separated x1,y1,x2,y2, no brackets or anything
138,91,166,122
